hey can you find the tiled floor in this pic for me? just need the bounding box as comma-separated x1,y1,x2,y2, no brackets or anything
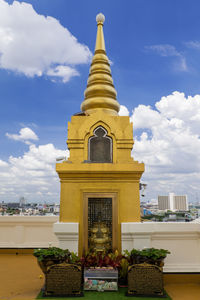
0,254,200,300
0,254,43,300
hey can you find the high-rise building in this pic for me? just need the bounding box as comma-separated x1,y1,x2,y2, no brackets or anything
158,193,188,211
19,197,26,207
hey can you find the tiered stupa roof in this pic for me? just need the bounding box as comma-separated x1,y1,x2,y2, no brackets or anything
81,13,120,115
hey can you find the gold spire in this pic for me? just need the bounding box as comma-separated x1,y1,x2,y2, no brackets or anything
81,13,120,115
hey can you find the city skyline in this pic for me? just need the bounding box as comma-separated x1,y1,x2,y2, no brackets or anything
1,0,200,203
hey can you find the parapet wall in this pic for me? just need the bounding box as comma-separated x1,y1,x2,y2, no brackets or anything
0,217,200,273
0,216,59,248
122,222,200,273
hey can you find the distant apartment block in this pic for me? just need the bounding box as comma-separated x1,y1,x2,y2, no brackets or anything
158,193,188,211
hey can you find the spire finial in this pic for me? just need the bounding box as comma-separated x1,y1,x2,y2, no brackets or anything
95,13,106,52
96,13,105,25
80,14,120,116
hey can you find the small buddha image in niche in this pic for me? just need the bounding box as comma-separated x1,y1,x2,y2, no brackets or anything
89,220,111,252
89,126,112,163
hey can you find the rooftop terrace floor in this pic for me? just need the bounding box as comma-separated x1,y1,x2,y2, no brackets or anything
1,253,200,300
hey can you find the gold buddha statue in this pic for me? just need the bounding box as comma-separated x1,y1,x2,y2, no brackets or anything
89,221,111,252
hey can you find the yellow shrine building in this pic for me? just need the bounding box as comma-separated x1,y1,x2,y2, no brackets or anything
54,13,144,255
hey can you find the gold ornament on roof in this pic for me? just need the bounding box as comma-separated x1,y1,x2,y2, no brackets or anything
81,13,120,115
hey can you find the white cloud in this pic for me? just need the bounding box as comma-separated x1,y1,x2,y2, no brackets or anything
145,44,187,72
46,65,79,83
146,44,179,57
0,143,69,202
131,104,162,129
0,0,92,82
0,160,8,167
6,127,38,144
131,91,200,201
185,41,200,50
119,105,129,116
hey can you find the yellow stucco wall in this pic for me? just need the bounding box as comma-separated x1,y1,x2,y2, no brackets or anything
56,112,144,253
67,112,135,163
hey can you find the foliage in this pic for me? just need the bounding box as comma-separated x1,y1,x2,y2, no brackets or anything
34,247,170,280
81,250,123,269
33,247,80,264
70,251,81,264
6,207,20,215
118,258,129,284
125,248,170,267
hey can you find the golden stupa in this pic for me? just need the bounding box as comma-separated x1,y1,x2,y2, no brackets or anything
55,13,144,255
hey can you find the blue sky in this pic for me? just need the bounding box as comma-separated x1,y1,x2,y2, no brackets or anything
1,0,200,203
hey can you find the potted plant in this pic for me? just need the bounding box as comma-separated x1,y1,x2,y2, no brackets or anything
128,247,170,267
33,247,72,273
125,247,170,297
34,247,82,297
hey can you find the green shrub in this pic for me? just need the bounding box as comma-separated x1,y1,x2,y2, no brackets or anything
125,247,170,267
33,247,79,264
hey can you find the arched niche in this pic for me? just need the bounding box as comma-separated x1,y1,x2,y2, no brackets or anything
88,126,112,163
